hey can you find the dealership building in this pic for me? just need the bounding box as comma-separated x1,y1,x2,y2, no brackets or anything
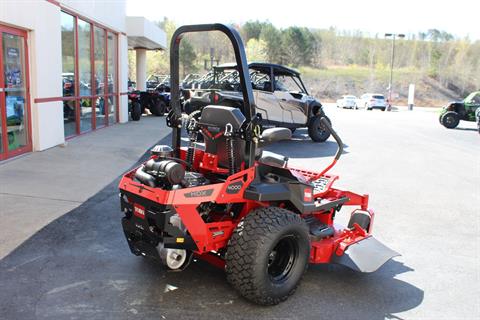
0,0,166,160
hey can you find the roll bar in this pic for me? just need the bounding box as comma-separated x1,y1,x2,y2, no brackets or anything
169,24,257,167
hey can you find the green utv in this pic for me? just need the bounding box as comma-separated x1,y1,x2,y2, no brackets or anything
439,91,480,131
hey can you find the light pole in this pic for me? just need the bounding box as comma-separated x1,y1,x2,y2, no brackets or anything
385,33,405,110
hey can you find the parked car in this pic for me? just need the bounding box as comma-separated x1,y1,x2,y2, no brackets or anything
439,91,480,129
336,95,358,109
358,93,387,111
184,62,331,142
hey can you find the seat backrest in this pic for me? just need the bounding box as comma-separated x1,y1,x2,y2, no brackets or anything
263,81,272,92
200,105,246,169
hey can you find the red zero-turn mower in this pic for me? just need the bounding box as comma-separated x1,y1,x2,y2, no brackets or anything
119,24,399,305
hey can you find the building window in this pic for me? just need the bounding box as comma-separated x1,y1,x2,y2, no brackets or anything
60,11,119,139
107,31,117,125
61,12,76,137
94,26,106,128
78,19,92,133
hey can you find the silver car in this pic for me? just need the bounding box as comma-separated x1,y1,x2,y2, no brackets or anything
358,93,387,111
337,95,358,109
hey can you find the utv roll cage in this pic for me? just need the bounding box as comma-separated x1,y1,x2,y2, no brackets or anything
204,62,310,95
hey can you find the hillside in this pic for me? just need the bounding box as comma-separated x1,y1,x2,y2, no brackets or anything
300,66,464,107
131,19,479,107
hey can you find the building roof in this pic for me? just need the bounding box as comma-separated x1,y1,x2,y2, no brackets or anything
126,16,166,50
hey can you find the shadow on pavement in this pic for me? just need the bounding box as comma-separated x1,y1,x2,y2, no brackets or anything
266,128,349,159
0,138,420,320
454,127,478,132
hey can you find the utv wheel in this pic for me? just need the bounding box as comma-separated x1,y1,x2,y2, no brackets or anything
441,111,460,129
381,107,386,111
150,100,167,116
308,115,332,142
131,102,141,121
225,207,310,305
438,113,444,124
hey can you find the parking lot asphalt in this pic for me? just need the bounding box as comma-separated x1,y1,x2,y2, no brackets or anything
0,105,478,319
0,116,170,259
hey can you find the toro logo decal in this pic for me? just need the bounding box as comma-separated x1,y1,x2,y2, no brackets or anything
133,204,146,219
184,189,214,198
226,181,243,194
303,188,313,202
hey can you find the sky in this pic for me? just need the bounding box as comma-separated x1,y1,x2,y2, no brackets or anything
126,0,479,40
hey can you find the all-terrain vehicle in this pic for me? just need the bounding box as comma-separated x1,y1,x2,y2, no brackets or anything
119,24,398,305
439,91,480,129
138,83,171,117
184,62,331,142
127,79,143,121
181,73,201,89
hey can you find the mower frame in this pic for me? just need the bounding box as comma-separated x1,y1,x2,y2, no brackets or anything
119,23,398,305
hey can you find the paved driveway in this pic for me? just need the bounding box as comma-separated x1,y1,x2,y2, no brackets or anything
0,106,478,319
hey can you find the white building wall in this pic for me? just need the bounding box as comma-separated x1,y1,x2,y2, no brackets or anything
118,34,129,123
0,0,130,152
0,0,64,151
59,0,126,33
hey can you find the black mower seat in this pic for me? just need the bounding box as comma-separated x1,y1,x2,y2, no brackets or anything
258,151,288,167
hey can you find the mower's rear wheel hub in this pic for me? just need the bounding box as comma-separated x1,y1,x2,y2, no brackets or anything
267,235,298,283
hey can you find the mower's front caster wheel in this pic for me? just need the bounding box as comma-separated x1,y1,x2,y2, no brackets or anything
151,100,167,116
131,102,141,121
308,115,332,142
441,111,460,129
225,207,310,305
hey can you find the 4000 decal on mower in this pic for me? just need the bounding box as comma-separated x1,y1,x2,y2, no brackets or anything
118,24,399,305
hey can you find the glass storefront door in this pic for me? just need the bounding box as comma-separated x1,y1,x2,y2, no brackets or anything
0,25,31,160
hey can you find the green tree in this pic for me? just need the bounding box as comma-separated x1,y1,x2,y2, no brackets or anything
245,38,268,62
179,39,198,77
242,20,266,42
281,27,315,66
260,23,283,63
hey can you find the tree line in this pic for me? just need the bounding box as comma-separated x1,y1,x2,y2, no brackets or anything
130,19,479,97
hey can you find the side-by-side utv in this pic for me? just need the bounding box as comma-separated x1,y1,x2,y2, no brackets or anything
439,91,480,129
118,24,398,305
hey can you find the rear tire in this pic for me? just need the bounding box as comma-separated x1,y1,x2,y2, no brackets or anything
308,115,331,142
381,107,386,111
131,102,141,121
441,111,460,129
150,100,166,116
226,207,310,305
475,108,480,134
